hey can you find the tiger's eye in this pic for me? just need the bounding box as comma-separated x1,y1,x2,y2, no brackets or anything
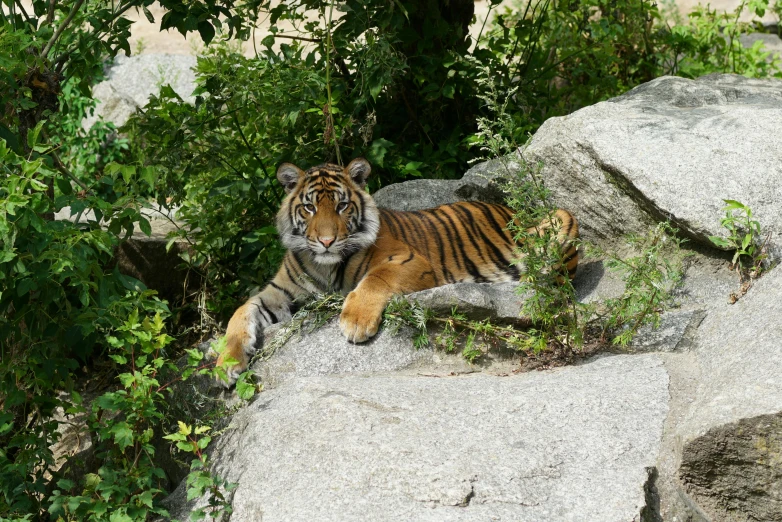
336,201,348,213
304,204,316,214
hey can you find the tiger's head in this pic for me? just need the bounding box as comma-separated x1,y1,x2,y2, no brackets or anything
275,158,381,265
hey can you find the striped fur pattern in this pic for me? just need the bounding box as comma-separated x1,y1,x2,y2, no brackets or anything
217,158,579,385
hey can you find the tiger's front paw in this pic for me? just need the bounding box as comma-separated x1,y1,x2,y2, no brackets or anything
339,292,384,343
215,303,263,388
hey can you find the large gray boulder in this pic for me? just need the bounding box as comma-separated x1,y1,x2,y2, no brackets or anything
522,74,782,257
83,54,197,129
168,354,669,521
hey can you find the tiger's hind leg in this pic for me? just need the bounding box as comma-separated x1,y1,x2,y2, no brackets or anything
340,251,437,343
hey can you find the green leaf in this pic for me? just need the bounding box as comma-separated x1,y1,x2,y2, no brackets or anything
196,435,212,449
198,21,216,45
391,0,409,20
109,511,133,522
56,478,75,490
17,278,37,297
111,421,134,451
121,165,136,183
55,176,73,195
137,489,155,508
177,420,192,436
235,372,255,400
139,217,152,236
722,199,746,210
118,372,135,387
442,84,455,99
142,5,155,23
85,473,102,489
140,166,156,187
26,121,44,151
110,354,128,365
708,236,730,248
367,138,393,168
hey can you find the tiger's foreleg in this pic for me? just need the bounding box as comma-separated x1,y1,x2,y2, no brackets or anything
340,251,437,343
216,254,311,387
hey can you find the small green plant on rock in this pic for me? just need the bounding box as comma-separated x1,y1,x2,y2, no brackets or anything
709,199,769,282
473,76,588,356
165,422,237,522
593,223,689,346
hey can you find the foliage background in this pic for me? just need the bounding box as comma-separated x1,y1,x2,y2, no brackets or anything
0,0,780,519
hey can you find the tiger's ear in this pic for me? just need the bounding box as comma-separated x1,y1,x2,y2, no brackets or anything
346,158,372,188
277,163,304,193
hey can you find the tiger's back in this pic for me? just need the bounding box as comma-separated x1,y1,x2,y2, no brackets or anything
374,203,578,288
216,158,578,386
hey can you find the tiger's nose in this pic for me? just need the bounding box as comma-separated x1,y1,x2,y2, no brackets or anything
319,237,335,248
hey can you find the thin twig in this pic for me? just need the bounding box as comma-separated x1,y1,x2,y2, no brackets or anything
47,143,92,194
13,0,32,24
42,0,86,58
475,2,496,45
273,34,322,43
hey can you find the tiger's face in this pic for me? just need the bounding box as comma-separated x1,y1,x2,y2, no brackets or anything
275,158,380,265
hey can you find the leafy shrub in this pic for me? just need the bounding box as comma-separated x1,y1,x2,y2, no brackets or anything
0,0,253,518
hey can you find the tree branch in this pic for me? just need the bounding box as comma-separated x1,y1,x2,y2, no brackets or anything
50,149,91,194
42,0,86,58
46,0,56,25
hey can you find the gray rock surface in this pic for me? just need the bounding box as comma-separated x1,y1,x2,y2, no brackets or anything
630,310,705,353
252,321,434,388
679,412,782,522
654,265,782,521
371,158,519,211
83,54,197,129
169,354,669,522
521,74,782,258
372,179,464,210
680,264,782,439
407,282,531,324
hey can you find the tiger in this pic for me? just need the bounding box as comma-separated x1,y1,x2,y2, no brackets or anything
216,157,579,386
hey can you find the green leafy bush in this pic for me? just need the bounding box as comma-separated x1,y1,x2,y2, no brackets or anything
1,0,256,518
